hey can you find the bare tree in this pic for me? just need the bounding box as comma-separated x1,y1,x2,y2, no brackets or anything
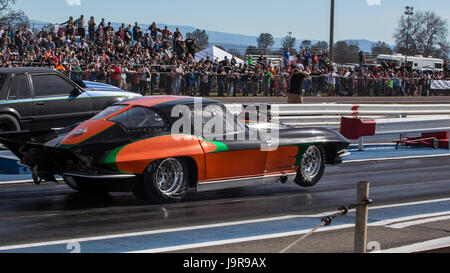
394,11,449,58
0,0,15,13
0,0,29,29
0,9,29,28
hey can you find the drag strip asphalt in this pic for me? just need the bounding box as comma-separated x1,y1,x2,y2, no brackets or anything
0,156,449,252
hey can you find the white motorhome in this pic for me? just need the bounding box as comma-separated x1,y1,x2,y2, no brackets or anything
377,54,444,72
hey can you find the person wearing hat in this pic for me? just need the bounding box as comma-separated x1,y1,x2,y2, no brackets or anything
287,63,310,104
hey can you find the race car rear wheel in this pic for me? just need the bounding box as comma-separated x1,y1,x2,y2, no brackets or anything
294,145,326,188
133,158,188,204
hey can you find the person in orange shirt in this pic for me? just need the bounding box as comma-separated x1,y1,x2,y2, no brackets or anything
56,63,65,72
44,50,52,61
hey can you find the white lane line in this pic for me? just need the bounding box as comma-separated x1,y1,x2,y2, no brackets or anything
127,224,356,253
0,198,449,252
0,179,63,185
344,153,450,164
0,214,330,251
381,237,450,253
370,211,450,227
367,197,450,210
386,215,450,229
0,180,34,185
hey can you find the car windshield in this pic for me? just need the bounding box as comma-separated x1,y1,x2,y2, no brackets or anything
91,105,127,120
109,106,166,129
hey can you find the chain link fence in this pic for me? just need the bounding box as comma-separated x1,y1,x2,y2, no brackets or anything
58,69,439,97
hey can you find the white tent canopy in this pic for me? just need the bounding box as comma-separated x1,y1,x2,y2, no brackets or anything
195,46,244,64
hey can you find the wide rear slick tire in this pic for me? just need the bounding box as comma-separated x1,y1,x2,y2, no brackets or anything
133,158,188,204
294,145,326,188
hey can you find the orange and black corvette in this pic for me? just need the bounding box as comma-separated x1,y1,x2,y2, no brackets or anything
0,96,350,204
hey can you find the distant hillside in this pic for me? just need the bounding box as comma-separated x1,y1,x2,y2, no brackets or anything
29,19,379,54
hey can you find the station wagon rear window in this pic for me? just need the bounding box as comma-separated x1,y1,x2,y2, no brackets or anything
8,74,31,100
31,74,75,97
0,73,6,90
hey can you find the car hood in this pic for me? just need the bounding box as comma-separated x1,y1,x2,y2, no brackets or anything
82,81,141,97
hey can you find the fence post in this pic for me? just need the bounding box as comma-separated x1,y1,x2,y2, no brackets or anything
358,137,364,151
354,181,370,253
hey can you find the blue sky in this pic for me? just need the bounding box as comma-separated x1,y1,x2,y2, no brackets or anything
11,0,450,43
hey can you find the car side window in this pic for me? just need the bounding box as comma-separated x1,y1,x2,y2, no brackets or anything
31,74,75,97
8,74,31,100
199,105,242,137
109,106,167,129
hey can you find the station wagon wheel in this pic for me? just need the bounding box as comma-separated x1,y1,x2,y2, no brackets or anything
133,158,188,204
0,114,20,132
294,145,326,188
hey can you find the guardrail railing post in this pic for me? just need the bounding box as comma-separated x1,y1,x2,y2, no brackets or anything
358,137,364,151
354,181,370,253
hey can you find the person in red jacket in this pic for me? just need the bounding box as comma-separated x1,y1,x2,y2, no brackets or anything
110,64,121,87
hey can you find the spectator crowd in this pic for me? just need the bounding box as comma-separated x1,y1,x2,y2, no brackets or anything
0,15,448,97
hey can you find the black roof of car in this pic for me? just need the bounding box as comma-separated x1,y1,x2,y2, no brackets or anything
0,67,56,74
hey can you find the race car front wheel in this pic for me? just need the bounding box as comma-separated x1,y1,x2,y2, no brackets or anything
294,145,326,188
133,158,188,204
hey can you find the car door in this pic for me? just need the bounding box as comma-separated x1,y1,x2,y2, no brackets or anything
4,73,33,130
30,73,93,130
197,106,268,181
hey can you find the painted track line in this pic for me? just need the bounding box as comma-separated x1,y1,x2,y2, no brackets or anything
0,214,328,252
127,224,356,253
381,236,450,253
0,198,449,253
0,179,63,186
386,214,450,229
343,153,450,164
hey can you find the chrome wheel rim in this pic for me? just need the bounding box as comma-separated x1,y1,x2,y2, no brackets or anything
155,158,184,196
301,146,322,180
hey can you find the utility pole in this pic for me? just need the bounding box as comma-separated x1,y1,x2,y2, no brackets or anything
288,31,292,55
404,6,414,70
329,0,335,64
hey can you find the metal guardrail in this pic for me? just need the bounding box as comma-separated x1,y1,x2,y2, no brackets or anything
264,104,450,128
228,103,450,151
